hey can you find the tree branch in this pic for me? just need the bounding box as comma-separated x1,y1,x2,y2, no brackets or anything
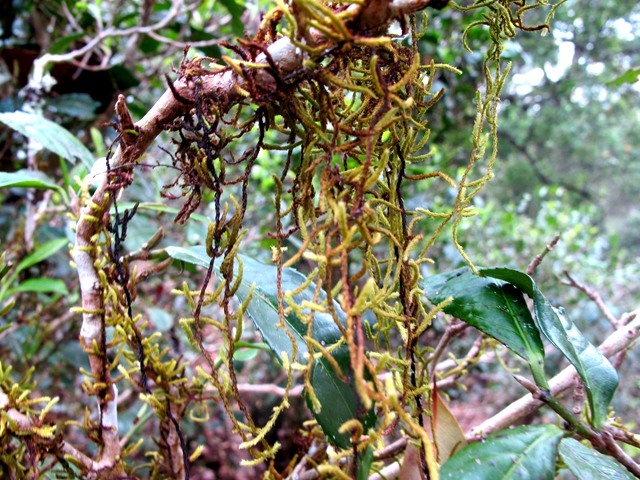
467,310,639,441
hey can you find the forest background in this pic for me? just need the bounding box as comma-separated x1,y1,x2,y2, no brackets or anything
0,0,639,478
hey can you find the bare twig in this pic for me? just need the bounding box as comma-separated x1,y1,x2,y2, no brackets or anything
147,30,227,48
428,318,469,377
29,0,189,88
526,234,560,275
368,461,401,480
374,436,409,460
601,430,640,478
572,377,584,417
561,269,618,328
435,334,486,389
237,383,304,396
605,425,640,449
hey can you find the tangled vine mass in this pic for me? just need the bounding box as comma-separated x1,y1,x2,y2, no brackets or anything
1,0,574,478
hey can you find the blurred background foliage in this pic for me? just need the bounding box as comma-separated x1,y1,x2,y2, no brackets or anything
0,0,639,476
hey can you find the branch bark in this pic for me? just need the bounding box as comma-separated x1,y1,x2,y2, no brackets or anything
467,311,640,441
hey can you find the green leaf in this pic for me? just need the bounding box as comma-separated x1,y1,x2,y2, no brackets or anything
165,246,377,449
0,171,61,191
232,346,260,362
606,67,640,87
7,278,68,296
148,307,174,332
0,111,94,169
109,65,141,90
421,268,546,384
440,425,564,480
559,438,634,480
356,446,374,480
47,93,100,119
16,238,68,274
47,33,85,54
479,267,618,429
188,28,222,58
218,0,245,37
0,301,15,316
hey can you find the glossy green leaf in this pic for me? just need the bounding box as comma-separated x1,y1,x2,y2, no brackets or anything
7,278,68,296
0,111,94,168
421,268,546,383
480,267,618,429
440,425,564,480
16,238,68,274
165,246,376,449
559,438,634,480
0,171,61,191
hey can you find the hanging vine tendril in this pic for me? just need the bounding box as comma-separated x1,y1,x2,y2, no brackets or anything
67,0,569,477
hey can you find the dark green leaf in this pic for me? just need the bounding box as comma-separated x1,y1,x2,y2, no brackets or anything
7,278,68,296
480,268,618,429
559,438,634,480
16,238,68,274
606,67,640,87
218,0,245,37
0,171,61,191
440,425,564,480
356,446,374,480
164,246,377,449
189,28,222,58
48,33,85,54
140,35,162,54
421,268,546,382
0,111,94,168
109,65,141,90
47,93,100,119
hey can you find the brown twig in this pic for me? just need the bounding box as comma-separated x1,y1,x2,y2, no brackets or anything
601,430,640,478
373,436,409,460
561,269,619,328
434,333,485,389
236,383,304,396
429,318,469,377
526,233,561,275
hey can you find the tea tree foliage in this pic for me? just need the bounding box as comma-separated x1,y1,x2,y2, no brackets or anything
0,0,639,478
